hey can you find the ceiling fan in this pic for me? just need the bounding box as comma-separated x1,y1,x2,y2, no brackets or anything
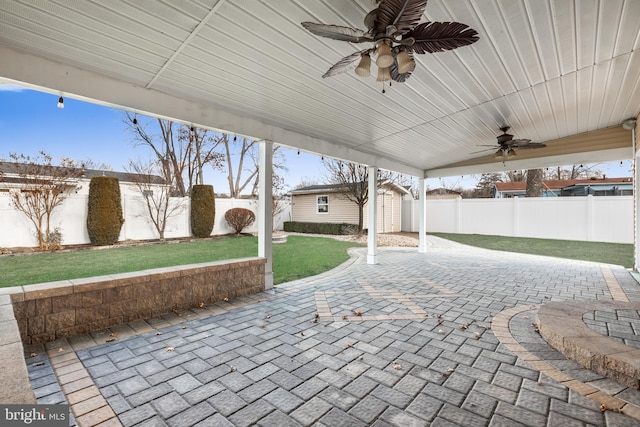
474,127,547,159
301,0,479,85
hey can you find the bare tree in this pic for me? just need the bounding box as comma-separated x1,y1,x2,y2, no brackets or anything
177,126,224,188
545,164,602,180
472,173,502,198
126,159,185,240
294,178,320,190
322,159,370,233
526,169,544,197
271,173,289,228
124,113,223,196
5,151,84,250
218,134,257,198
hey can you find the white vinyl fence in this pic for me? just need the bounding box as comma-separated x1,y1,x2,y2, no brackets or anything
402,196,633,244
0,193,291,248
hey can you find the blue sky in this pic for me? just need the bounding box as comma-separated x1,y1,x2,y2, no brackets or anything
0,82,632,193
0,84,328,193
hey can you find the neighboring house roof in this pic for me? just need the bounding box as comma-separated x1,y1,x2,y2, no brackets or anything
495,177,633,192
426,188,462,196
290,180,411,196
0,162,166,185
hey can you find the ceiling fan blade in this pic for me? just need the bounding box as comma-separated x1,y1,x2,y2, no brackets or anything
301,22,373,43
406,21,479,54
510,140,547,149
374,0,428,36
470,147,497,155
322,50,371,78
364,9,377,30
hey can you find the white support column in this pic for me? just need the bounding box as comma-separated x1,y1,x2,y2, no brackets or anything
367,166,378,265
258,140,274,289
418,178,427,253
633,125,640,272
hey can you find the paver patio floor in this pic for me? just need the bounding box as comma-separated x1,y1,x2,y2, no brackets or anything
25,237,640,426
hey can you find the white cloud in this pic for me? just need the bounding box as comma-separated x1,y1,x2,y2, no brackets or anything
0,83,28,92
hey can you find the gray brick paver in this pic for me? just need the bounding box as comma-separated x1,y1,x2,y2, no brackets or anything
165,401,216,427
263,387,304,413
207,389,247,416
257,410,303,427
227,398,275,427
151,391,190,419
44,246,640,427
182,381,225,405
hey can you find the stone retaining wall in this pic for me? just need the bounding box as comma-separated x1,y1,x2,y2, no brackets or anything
4,257,266,345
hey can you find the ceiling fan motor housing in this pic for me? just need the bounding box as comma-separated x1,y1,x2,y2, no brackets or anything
497,132,513,145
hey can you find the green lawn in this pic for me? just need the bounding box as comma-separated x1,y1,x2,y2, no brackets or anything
430,232,633,268
0,235,362,288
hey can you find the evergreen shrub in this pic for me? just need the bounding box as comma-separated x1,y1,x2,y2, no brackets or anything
191,185,215,237
283,221,358,235
86,176,124,246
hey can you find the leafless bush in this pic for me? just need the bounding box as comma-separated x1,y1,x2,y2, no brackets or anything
225,208,256,234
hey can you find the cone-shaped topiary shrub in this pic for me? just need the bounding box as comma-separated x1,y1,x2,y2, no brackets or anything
191,184,215,237
86,176,124,246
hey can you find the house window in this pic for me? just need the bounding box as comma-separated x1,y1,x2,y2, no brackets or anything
317,195,328,213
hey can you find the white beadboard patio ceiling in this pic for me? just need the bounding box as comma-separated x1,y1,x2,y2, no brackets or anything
0,0,638,178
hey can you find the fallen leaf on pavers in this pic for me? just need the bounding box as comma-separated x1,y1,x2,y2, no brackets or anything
166,347,175,352
438,329,445,334
392,362,403,370
260,324,266,329
223,297,229,302
182,326,187,330
300,332,305,337
156,332,163,336
352,309,363,316
58,348,65,353
459,324,468,330
358,356,364,361
229,366,237,372
347,343,353,348
198,302,207,309
30,353,37,358
531,323,540,333
265,314,271,319
342,315,348,320
106,337,117,343
475,332,482,340
448,368,456,373
600,404,608,412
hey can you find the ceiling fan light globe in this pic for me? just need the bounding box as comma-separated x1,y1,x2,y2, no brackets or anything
396,50,415,74
376,41,394,68
355,54,371,77
507,149,516,158
493,149,503,159
376,66,391,82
